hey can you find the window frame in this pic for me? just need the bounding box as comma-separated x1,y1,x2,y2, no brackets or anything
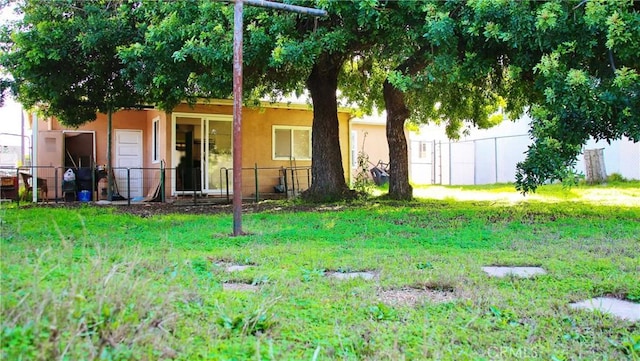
272,125,312,161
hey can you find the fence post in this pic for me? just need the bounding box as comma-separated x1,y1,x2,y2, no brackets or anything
494,137,498,183
225,168,230,203
283,168,288,199
432,139,437,184
127,168,131,206
160,161,165,203
193,168,197,205
290,168,295,197
54,167,59,203
254,163,259,202
15,168,20,207
448,142,452,185
438,141,442,185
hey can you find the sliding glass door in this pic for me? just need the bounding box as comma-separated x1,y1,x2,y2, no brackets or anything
174,114,232,194
204,118,232,193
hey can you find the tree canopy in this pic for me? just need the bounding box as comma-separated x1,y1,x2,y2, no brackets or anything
2,0,638,197
342,0,639,196
1,0,147,126
505,0,640,192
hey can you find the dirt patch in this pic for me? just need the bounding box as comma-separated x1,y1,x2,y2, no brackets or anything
378,287,458,307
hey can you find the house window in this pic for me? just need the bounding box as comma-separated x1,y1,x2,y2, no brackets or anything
152,117,160,163
418,141,428,159
273,126,312,160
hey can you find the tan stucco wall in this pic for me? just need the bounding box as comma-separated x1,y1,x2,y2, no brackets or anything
350,122,389,181
45,110,149,166
173,103,352,190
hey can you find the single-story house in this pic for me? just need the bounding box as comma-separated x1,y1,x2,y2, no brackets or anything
29,99,379,200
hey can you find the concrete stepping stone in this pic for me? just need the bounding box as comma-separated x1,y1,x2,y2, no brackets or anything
328,271,378,280
222,283,259,292
212,260,252,272
482,266,546,278
224,264,251,272
570,297,640,322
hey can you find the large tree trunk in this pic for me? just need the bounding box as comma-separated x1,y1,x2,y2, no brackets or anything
303,54,353,202
383,80,413,200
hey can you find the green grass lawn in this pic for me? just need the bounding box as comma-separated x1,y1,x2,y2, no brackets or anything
1,184,639,360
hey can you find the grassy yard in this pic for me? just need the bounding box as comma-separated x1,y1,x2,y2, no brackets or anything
1,184,639,360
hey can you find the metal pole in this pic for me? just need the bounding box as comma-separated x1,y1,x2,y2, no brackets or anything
232,0,244,236
244,0,327,16
448,141,452,185
230,0,326,236
291,168,295,196
254,163,259,202
15,168,20,206
432,139,436,185
438,141,442,185
127,168,131,206
160,160,165,203
54,168,59,203
283,168,288,199
225,168,230,203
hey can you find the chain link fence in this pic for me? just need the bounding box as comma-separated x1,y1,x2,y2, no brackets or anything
409,134,531,185
0,164,311,206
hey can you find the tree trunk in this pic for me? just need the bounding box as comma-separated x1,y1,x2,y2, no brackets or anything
383,80,413,200
303,54,353,202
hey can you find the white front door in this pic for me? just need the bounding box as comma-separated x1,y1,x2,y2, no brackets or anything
115,129,143,198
